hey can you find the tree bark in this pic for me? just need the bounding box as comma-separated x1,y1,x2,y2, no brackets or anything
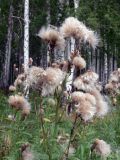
3,5,13,87
24,0,29,73
46,0,50,66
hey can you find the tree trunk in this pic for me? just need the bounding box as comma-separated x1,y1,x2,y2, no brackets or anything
91,50,96,72
46,0,50,67
3,5,13,87
24,0,29,73
74,0,79,14
104,53,108,83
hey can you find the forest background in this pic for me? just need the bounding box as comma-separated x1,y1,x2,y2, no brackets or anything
0,0,120,87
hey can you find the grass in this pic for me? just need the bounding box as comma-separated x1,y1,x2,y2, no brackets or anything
0,90,120,160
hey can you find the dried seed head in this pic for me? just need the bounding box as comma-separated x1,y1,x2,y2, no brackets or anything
42,67,65,96
91,139,111,158
71,91,85,102
76,100,96,122
21,143,34,160
90,89,109,117
9,85,16,92
72,56,86,69
38,26,65,49
14,74,26,87
60,17,99,49
105,83,114,90
8,95,31,117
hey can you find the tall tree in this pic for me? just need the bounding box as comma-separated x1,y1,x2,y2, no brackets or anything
24,0,29,72
3,4,13,87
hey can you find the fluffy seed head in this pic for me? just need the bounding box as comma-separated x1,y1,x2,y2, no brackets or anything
90,89,109,117
8,95,31,116
76,100,96,122
84,30,99,49
42,67,65,96
105,83,114,90
109,71,119,83
38,26,65,49
9,85,16,92
22,104,31,117
73,76,94,92
21,143,34,160
73,71,99,92
8,95,26,110
92,139,111,157
26,66,45,89
72,56,86,69
14,74,26,87
71,92,96,121
85,93,96,106
81,70,99,83
60,17,99,49
71,91,85,102
60,17,85,39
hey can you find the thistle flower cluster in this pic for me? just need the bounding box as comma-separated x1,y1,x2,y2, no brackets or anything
8,95,31,118
6,16,114,160
13,66,66,96
71,89,109,121
64,51,109,121
38,17,99,54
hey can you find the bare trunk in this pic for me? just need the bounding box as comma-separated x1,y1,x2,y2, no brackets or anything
55,0,65,62
74,0,79,13
91,50,96,72
96,49,100,74
24,0,29,98
46,0,50,66
114,45,117,70
3,5,13,87
64,38,71,60
24,0,29,73
68,0,79,89
104,53,108,83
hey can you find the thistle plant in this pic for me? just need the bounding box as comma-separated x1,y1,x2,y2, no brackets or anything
5,17,114,160
105,68,120,106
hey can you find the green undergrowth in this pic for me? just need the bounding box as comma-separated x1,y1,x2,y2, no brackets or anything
0,90,120,160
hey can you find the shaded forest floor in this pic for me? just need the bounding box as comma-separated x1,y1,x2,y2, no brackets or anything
0,91,120,160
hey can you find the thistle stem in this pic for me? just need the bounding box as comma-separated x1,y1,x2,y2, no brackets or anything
60,113,78,160
39,96,52,160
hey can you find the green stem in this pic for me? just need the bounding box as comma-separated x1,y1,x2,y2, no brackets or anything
60,114,78,160
40,115,52,160
54,101,59,135
39,96,52,160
